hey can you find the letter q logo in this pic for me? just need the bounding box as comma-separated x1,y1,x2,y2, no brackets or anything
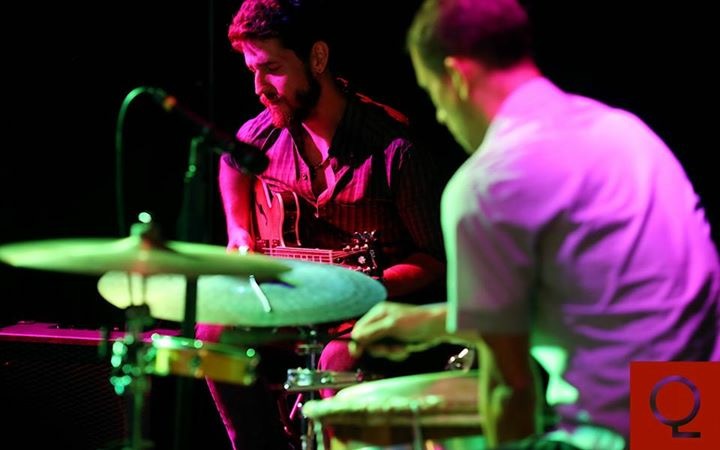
649,375,701,438
631,361,720,449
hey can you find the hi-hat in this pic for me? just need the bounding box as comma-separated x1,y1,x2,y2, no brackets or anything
97,259,387,327
0,235,289,278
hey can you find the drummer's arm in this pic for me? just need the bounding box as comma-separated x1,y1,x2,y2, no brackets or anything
350,302,480,355
219,156,254,252
476,333,542,447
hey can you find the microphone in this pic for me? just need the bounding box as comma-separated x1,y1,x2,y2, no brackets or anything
146,87,269,174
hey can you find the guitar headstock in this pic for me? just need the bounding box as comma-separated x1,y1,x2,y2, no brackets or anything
339,230,382,277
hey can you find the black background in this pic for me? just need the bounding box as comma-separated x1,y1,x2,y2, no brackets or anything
2,0,717,327
0,1,717,447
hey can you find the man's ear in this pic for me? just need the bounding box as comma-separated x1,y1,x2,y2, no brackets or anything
310,41,329,75
444,56,470,100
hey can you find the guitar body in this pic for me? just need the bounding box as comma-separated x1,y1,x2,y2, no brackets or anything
251,177,381,276
252,177,302,248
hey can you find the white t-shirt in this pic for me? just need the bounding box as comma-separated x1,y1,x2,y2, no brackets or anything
444,77,720,441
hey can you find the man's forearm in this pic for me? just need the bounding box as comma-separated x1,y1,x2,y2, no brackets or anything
478,337,541,447
219,159,253,231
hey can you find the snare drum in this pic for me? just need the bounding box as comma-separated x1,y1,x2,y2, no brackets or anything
301,370,484,449
285,368,380,392
148,334,259,385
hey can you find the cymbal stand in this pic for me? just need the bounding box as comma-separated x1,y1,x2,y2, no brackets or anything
108,275,199,450
108,298,155,450
293,328,325,450
107,221,200,450
132,219,199,450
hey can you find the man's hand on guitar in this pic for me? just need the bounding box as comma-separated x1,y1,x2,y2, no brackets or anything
227,226,255,254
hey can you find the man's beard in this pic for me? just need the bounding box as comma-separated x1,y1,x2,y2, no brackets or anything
268,69,321,128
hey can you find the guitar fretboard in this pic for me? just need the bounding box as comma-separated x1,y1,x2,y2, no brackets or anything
261,246,342,264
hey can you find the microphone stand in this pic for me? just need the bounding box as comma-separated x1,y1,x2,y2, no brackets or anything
173,135,211,450
177,136,212,244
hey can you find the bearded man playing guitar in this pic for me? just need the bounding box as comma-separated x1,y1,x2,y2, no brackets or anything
195,1,462,449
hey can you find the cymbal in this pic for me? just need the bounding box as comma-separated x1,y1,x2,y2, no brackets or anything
0,236,290,277
97,259,387,326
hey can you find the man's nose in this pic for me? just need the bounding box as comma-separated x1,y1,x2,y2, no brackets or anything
254,72,266,96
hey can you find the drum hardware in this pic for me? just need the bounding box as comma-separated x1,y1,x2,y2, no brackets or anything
106,304,157,450
281,329,385,450
101,220,219,450
98,254,388,449
444,347,476,372
272,327,343,450
0,216,389,450
148,334,259,385
284,368,369,392
0,217,290,450
109,331,260,447
285,367,376,450
296,342,327,357
298,328,323,450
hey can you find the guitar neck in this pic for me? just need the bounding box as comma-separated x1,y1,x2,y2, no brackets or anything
261,246,343,264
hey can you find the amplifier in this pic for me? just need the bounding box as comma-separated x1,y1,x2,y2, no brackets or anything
0,321,186,450
0,320,179,345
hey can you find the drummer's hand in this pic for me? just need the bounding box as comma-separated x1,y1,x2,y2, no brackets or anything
227,227,254,254
349,302,447,361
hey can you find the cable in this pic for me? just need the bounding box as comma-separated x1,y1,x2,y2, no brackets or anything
114,86,153,237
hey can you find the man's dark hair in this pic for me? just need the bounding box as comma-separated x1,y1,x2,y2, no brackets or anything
228,0,331,63
407,0,533,74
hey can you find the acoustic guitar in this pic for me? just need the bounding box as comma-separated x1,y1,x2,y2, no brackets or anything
251,177,382,277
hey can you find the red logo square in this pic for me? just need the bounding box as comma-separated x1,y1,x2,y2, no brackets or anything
630,361,720,450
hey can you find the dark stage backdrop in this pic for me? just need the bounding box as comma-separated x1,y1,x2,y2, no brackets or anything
2,0,717,327
0,0,716,445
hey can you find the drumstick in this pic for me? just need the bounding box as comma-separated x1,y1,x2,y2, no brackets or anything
249,275,273,313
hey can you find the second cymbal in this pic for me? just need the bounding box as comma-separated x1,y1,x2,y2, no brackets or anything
98,259,387,327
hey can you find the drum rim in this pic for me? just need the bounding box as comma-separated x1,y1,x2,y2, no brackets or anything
151,333,256,357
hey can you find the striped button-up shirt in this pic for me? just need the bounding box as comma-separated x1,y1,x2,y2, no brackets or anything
225,91,445,301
